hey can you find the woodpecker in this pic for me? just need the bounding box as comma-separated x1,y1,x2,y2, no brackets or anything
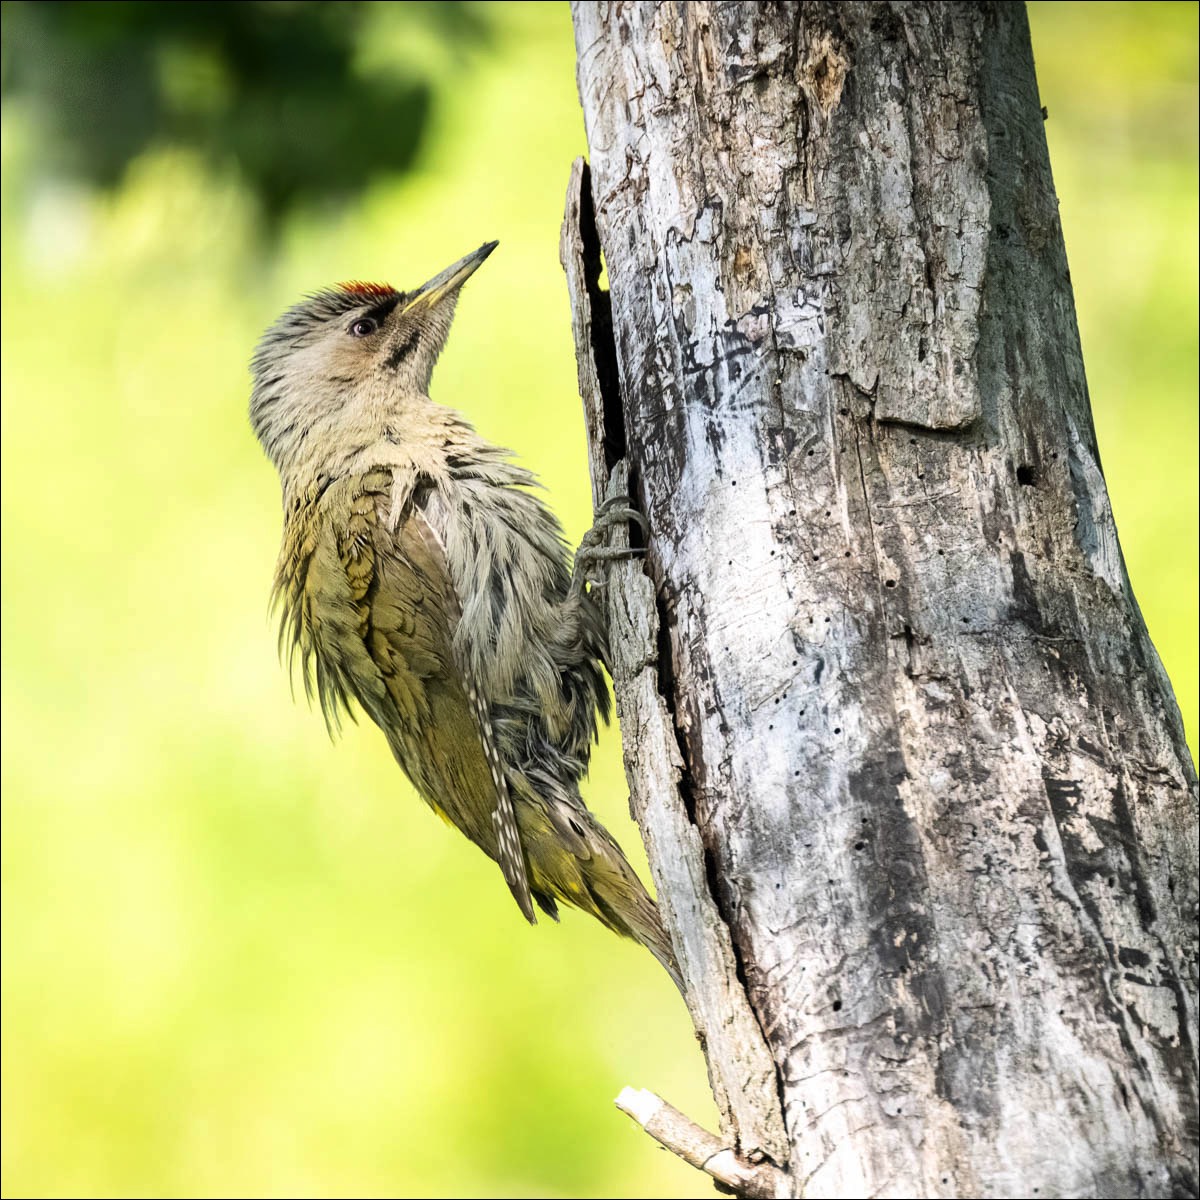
250,242,680,989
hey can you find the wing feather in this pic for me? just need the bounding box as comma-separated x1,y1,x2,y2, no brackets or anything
274,469,536,923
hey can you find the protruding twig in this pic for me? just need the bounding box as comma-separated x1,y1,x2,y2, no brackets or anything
615,1087,790,1199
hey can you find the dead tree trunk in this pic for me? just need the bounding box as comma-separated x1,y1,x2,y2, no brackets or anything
560,3,1199,1197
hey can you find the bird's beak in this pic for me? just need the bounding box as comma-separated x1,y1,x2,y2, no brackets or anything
405,241,498,311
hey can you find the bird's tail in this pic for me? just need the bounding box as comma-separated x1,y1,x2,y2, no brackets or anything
519,786,684,993
620,889,684,995
585,867,683,993
569,812,684,994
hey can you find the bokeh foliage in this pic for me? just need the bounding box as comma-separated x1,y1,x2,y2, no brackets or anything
1,3,1196,1197
1,1,487,218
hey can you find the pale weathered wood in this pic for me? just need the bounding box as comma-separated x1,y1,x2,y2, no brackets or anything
563,3,1199,1197
561,160,791,1167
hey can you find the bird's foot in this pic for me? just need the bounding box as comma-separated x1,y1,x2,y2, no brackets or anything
572,495,647,594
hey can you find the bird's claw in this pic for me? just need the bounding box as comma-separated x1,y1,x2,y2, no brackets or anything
571,495,648,595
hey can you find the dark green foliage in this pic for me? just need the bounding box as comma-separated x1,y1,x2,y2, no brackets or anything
0,0,488,217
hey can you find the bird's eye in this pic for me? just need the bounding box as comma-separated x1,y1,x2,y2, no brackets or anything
349,317,379,338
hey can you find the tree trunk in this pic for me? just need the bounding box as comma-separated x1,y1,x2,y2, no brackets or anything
560,3,1199,1197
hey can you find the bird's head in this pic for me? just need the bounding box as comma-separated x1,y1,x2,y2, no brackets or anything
250,241,496,485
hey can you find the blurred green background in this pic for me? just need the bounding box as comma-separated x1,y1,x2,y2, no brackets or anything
1,3,1195,1197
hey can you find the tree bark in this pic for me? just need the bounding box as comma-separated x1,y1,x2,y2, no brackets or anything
561,3,1199,1197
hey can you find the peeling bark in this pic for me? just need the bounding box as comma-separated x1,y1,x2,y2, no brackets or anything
562,3,1199,1198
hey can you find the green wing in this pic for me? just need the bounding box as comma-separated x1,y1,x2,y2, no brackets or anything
274,469,537,923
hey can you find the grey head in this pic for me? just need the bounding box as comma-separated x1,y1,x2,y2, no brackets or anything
249,241,497,489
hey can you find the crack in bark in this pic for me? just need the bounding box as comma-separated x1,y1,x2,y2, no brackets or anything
575,161,627,477
561,153,793,1172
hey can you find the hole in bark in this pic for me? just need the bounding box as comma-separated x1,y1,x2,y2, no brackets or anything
834,726,842,734
960,616,969,623
813,553,820,561
938,549,945,556
832,999,842,1011
1017,464,1038,486
854,840,865,850
885,579,897,588
845,550,851,557
824,616,831,623
807,449,815,457
792,659,798,666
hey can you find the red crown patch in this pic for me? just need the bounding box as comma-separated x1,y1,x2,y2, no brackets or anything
337,281,398,298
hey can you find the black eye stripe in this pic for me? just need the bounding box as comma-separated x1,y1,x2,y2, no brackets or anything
362,295,402,323
384,328,420,371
